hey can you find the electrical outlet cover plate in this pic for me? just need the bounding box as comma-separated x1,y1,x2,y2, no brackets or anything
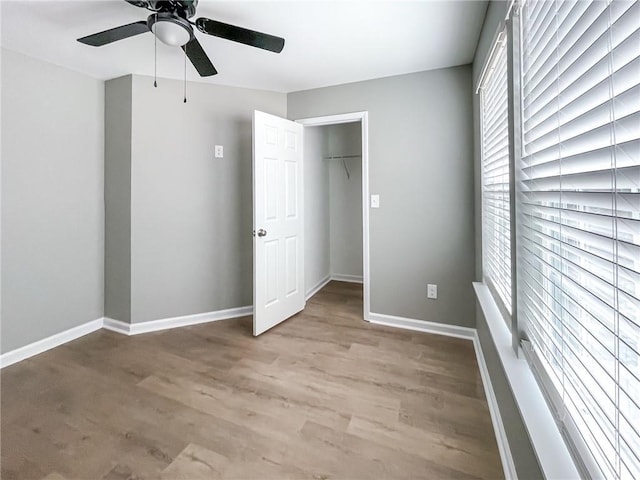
215,145,224,158
427,284,437,299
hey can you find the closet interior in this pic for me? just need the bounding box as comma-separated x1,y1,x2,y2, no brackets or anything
304,122,363,296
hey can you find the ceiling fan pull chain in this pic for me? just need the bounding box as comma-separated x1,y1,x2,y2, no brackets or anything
183,46,187,103
153,13,158,88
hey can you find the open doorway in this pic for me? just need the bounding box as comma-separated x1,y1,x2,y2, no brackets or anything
251,111,368,336
297,112,370,321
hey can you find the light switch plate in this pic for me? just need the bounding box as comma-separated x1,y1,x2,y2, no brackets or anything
215,145,224,158
371,194,380,208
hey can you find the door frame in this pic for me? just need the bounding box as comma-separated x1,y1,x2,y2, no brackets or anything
296,111,371,322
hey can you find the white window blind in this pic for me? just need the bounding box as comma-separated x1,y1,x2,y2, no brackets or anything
519,0,640,478
481,31,512,315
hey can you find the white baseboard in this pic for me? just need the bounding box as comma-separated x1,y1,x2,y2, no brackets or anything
305,275,331,301
0,318,103,369
472,333,518,480
330,274,363,284
102,317,131,335
104,306,253,336
3,307,253,367
368,312,476,340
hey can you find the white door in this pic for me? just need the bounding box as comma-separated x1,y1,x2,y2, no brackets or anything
253,110,305,336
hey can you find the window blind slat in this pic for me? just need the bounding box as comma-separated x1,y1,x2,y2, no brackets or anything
523,2,609,108
519,253,618,352
524,20,638,144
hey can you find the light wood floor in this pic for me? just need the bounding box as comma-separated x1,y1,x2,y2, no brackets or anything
1,281,503,479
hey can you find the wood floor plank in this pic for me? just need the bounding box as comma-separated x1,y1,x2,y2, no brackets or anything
347,416,503,479
2,281,503,479
299,420,484,480
160,443,228,479
40,474,68,480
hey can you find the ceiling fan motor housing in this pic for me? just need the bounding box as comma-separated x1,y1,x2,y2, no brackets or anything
127,0,198,18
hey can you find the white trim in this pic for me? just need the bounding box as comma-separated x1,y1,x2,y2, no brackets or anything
296,111,371,323
0,318,103,368
104,306,253,336
330,274,363,284
368,312,475,340
472,332,518,479
360,114,371,321
102,317,131,335
2,306,254,368
296,112,367,127
305,275,331,301
473,282,580,480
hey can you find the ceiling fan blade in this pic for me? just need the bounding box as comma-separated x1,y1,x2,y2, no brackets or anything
77,21,149,46
124,0,151,9
182,38,218,77
195,18,285,53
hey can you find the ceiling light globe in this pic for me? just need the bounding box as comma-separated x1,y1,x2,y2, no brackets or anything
152,20,191,47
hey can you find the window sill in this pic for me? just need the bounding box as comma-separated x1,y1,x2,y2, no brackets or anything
473,282,580,480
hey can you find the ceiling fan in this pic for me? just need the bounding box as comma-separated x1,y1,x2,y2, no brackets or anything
77,0,285,77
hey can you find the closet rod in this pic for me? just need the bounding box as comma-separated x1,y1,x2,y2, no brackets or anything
323,154,360,180
322,154,361,160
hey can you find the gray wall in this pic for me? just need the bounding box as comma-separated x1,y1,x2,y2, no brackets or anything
326,123,363,279
129,75,286,323
288,67,476,327
1,49,104,353
304,126,330,295
473,2,543,477
105,76,132,322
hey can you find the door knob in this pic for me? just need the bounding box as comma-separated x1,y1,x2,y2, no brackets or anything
257,228,267,237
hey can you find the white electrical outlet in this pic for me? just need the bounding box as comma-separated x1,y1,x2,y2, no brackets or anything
427,284,438,299
371,194,380,208
215,145,224,158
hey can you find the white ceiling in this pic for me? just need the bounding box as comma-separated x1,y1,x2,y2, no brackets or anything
1,0,488,93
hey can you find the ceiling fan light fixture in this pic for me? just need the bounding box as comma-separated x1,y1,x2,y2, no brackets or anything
148,14,193,47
